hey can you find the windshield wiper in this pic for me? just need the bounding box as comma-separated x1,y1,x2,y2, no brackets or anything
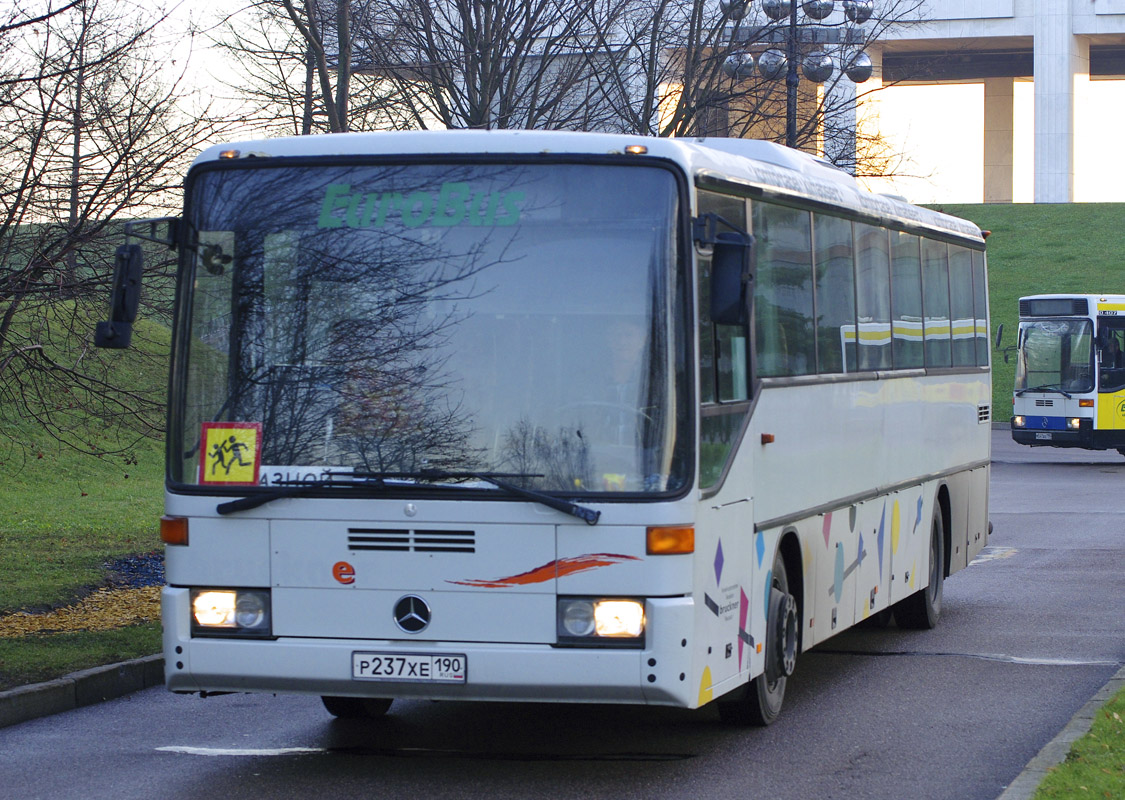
350,470,601,525
215,471,601,525
215,478,386,515
1016,384,1073,398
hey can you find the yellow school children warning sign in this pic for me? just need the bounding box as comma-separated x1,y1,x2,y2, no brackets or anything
199,422,262,485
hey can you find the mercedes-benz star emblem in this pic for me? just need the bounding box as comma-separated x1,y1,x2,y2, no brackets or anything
393,595,431,634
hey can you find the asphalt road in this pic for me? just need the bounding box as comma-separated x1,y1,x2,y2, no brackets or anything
1,431,1122,800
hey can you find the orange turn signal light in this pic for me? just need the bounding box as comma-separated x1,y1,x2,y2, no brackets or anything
647,525,694,555
160,515,188,546
1079,399,1094,408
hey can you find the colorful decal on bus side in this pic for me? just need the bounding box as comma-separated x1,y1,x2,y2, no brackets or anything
447,553,640,588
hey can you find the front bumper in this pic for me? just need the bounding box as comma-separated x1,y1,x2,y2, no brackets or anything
163,587,699,707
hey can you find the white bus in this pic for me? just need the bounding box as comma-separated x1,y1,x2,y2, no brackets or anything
98,130,991,724
1010,294,1125,456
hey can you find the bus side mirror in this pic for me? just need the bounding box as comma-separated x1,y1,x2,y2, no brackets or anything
94,244,144,349
711,232,755,327
994,323,1003,349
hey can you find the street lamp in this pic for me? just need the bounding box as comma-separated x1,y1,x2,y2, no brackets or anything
721,0,874,149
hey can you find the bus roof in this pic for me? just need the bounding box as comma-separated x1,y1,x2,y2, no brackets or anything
1019,294,1125,302
192,129,985,245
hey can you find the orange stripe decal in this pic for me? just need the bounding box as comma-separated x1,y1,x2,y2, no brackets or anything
448,553,640,588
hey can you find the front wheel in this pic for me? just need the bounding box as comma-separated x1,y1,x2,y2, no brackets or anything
321,696,393,719
718,549,798,726
893,503,945,630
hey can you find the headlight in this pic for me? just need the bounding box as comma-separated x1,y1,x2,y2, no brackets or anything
1012,415,1025,428
191,588,272,637
557,597,645,647
1067,417,1082,430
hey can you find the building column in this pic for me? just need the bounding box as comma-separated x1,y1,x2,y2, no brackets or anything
823,77,857,172
984,78,1014,203
1033,0,1089,203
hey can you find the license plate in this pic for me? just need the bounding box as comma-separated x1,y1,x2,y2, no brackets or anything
1035,432,1053,440
352,652,466,683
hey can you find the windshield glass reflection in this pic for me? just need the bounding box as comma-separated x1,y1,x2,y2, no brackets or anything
1015,319,1093,393
175,162,688,496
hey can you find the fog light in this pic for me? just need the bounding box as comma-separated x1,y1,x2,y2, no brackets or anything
593,600,645,637
1012,415,1025,428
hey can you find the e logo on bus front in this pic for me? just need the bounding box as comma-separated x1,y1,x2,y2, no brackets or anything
333,561,356,585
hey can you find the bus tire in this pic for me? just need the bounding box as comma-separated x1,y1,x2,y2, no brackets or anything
321,696,393,719
718,549,797,726
893,504,944,630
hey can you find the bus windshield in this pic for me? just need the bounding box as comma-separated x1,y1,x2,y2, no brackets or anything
172,161,689,496
1014,318,1094,394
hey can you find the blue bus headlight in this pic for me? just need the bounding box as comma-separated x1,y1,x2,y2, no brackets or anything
557,597,645,646
1012,415,1025,428
1067,417,1082,430
191,588,272,637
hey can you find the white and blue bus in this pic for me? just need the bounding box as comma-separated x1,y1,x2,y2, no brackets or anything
1010,294,1125,456
98,130,991,724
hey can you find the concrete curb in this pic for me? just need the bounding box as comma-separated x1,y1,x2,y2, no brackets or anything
996,662,1125,800
0,654,163,730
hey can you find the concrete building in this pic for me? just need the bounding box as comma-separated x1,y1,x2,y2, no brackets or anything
871,0,1125,202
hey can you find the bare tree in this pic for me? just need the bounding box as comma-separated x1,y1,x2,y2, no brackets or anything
215,0,928,175
0,0,234,456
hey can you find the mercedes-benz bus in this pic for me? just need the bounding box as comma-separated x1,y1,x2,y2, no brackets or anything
97,130,991,724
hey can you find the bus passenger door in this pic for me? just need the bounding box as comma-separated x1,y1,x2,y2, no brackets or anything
1096,322,1125,435
694,496,757,704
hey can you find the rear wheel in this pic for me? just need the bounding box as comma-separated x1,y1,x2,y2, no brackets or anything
718,548,798,726
321,696,393,719
893,503,945,630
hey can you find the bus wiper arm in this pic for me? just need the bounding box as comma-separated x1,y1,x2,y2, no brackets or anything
215,478,385,515
1016,384,1073,398
350,470,602,526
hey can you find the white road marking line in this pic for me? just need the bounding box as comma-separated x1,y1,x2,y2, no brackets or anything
156,746,325,757
970,545,1018,565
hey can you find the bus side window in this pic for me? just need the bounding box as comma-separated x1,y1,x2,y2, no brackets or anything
754,202,814,377
1100,327,1125,392
922,239,952,368
949,245,977,368
814,214,857,374
855,223,892,371
972,250,989,366
891,231,923,369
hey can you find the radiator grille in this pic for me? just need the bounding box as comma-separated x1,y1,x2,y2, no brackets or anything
347,528,475,553
977,404,991,424
1035,399,1054,407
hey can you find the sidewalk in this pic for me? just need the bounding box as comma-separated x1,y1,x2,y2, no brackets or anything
0,654,163,729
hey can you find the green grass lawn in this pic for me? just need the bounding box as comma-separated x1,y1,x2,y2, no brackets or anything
0,305,166,689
